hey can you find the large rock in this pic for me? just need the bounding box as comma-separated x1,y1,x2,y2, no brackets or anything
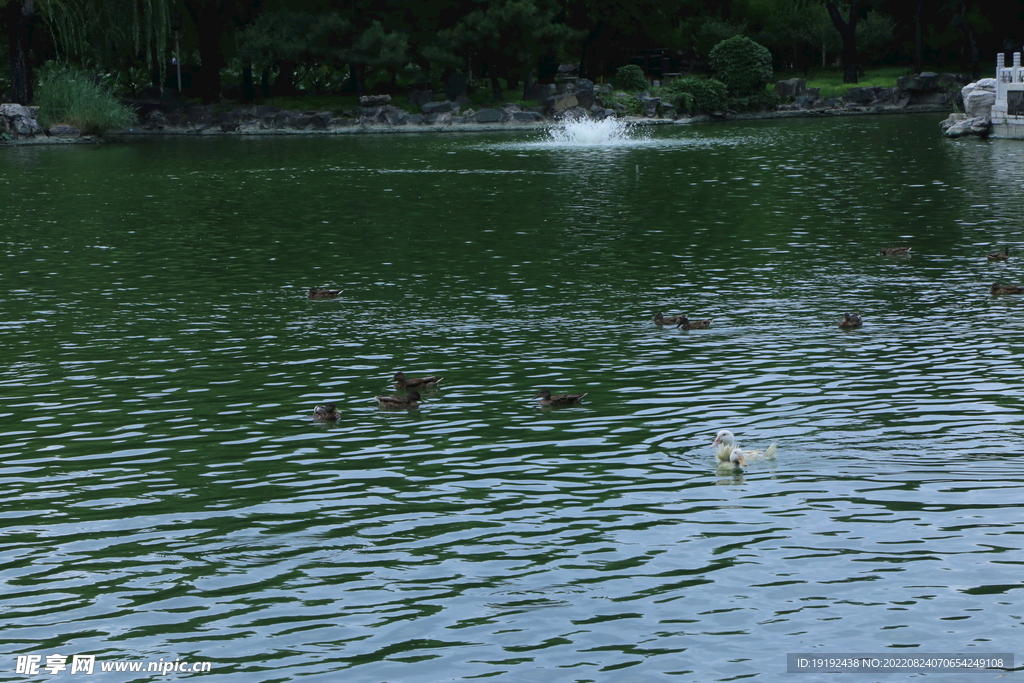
0,103,43,137
544,92,578,112
775,78,806,98
359,94,391,107
964,88,996,119
422,100,459,114
575,90,595,109
47,124,80,138
142,109,167,129
844,87,879,104
512,111,543,122
941,113,990,137
424,111,453,125
639,95,662,117
474,108,507,123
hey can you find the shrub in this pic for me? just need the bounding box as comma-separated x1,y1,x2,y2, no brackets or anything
708,35,773,96
36,65,136,134
661,76,728,113
613,64,648,92
728,88,781,112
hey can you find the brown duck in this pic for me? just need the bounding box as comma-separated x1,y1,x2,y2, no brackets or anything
376,390,422,409
654,312,686,325
535,389,587,406
988,246,1011,261
313,403,340,420
991,282,1024,295
838,312,863,329
879,246,911,256
308,287,341,299
676,316,712,330
392,371,443,389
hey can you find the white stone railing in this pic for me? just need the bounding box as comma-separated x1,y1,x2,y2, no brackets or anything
993,53,1024,121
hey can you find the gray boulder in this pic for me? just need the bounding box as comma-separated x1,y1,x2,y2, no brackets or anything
576,90,595,109
424,111,453,125
474,108,507,123
964,89,995,118
359,94,391,107
843,87,879,104
422,100,459,114
544,92,578,112
775,78,806,98
794,94,819,109
47,124,81,138
941,113,990,137
142,109,167,129
512,111,543,122
385,108,408,125
639,95,662,117
0,103,43,136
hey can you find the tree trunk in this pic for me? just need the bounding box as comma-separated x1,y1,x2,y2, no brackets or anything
914,0,923,72
270,60,297,96
241,64,255,102
953,2,980,79
183,0,227,103
826,0,859,84
260,68,271,98
3,0,35,105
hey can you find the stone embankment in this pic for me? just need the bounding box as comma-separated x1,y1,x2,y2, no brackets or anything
2,72,964,145
940,78,996,138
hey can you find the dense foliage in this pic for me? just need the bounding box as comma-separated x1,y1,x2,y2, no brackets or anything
35,65,136,134
660,76,728,114
709,35,773,96
613,64,648,92
0,0,1019,106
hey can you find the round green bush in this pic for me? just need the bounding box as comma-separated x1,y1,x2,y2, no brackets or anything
661,76,728,114
708,35,773,96
613,64,648,92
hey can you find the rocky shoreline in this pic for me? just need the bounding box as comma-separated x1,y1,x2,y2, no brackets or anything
1,73,964,146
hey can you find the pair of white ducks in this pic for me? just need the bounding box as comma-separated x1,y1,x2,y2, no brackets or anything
712,429,777,468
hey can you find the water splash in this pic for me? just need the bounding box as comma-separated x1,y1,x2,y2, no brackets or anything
545,117,650,147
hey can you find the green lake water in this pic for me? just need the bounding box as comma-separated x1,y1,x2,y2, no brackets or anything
2,114,1024,682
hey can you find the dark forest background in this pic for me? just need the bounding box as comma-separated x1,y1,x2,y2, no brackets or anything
1,0,1018,105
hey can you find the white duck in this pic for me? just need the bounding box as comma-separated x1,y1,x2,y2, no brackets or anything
712,429,777,467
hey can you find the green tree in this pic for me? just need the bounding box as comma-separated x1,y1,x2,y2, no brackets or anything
435,0,578,99
825,0,859,83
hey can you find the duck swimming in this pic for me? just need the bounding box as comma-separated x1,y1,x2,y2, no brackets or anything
991,282,1024,295
712,429,777,466
879,246,911,256
654,312,686,326
676,316,712,330
313,403,340,420
838,312,863,329
535,389,587,406
376,390,422,409
308,287,341,299
987,246,1010,261
392,371,443,389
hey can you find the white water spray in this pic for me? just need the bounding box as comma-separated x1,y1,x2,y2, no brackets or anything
544,117,649,147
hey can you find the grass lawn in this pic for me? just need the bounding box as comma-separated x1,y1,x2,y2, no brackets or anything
774,65,951,98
